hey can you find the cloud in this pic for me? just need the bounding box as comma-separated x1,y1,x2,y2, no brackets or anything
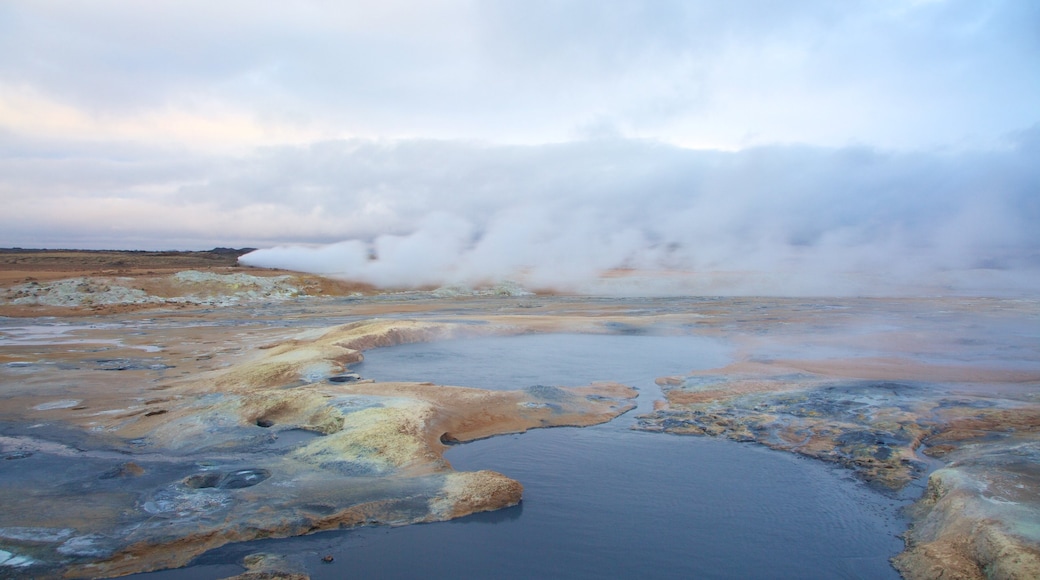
1,2,1037,295
2,125,1038,294
1,1,1036,148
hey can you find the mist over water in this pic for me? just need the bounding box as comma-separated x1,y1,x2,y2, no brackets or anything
239,134,1040,296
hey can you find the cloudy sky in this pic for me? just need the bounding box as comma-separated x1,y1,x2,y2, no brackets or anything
2,0,1038,293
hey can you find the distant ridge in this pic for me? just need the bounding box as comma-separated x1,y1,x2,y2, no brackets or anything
0,247,256,255
0,248,262,272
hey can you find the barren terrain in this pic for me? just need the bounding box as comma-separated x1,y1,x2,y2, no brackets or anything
1,250,1038,579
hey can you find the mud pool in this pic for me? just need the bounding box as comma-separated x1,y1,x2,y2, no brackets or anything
131,333,908,579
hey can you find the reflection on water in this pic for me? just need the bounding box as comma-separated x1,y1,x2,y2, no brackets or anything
145,333,907,579
357,333,731,421
357,333,731,390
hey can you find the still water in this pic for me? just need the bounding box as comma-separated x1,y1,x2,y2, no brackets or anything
135,333,907,579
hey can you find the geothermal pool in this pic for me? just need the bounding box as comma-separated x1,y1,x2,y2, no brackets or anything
133,333,908,579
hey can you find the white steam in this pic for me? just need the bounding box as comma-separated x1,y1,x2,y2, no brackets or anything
233,135,1040,296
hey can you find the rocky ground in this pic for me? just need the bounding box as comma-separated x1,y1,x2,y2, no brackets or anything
0,248,376,317
1,251,1039,579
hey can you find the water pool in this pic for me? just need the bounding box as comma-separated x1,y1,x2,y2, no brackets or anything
133,333,907,579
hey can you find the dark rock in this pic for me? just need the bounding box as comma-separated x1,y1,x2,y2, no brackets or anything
184,472,222,489
328,373,361,383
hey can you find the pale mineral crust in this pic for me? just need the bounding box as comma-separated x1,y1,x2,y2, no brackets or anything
1,257,1039,579
226,552,310,580
0,313,635,578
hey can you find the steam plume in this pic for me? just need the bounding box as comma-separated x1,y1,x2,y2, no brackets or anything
234,135,1040,296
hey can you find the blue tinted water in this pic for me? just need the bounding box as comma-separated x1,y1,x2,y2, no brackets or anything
134,333,907,579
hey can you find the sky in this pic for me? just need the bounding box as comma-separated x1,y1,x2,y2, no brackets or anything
1,0,1038,294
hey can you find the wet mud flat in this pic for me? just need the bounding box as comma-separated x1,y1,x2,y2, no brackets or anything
0,294,1038,578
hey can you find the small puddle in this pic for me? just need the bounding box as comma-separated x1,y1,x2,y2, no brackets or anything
264,429,323,451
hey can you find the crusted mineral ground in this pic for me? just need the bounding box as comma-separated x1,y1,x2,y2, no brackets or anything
639,368,1040,580
1,260,1039,579
225,552,309,580
635,298,1040,580
0,316,636,578
0,270,367,315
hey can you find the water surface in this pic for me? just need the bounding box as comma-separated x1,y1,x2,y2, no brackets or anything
138,333,906,579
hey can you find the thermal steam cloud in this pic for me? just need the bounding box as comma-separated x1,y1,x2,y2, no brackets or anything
243,207,653,290
228,134,1039,295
